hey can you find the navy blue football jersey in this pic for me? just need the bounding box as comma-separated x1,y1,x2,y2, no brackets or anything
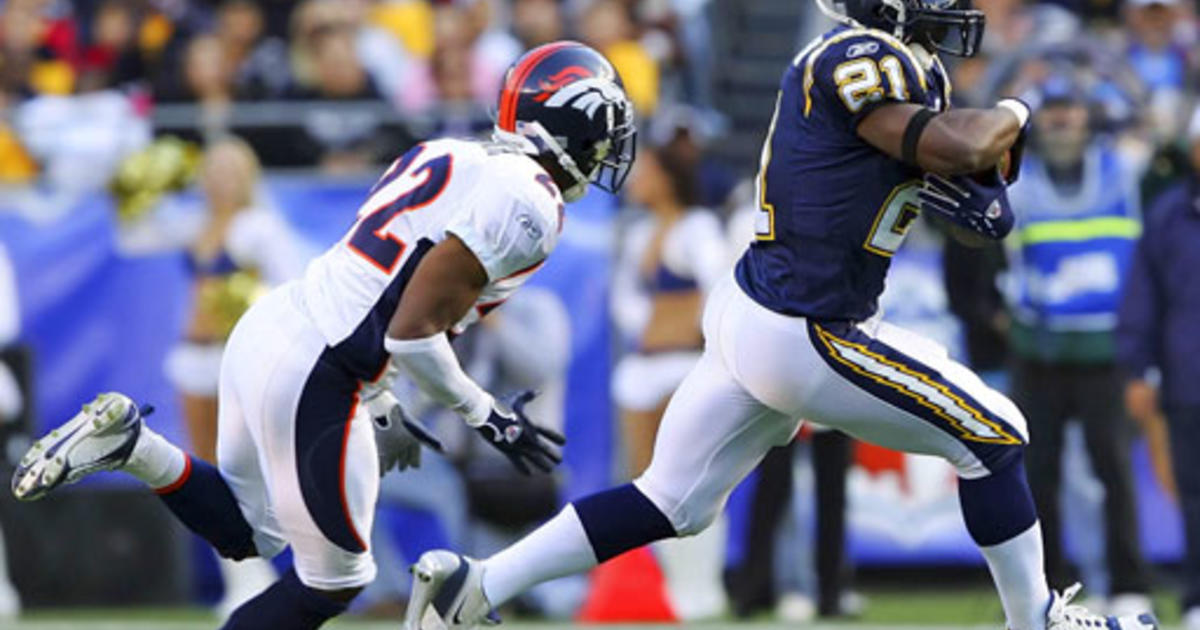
734,26,951,321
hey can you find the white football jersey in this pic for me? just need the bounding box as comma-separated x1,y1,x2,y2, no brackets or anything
298,138,563,377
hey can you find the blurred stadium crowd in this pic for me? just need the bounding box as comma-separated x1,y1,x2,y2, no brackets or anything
2,0,1200,626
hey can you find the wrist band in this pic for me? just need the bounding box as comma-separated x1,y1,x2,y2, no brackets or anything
902,108,937,168
996,98,1030,128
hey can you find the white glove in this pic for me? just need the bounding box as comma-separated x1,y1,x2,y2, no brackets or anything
362,381,444,475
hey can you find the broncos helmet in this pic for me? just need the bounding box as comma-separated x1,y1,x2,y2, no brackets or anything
493,41,636,202
816,0,985,57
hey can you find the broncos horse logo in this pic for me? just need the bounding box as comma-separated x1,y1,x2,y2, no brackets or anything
543,77,628,130
532,66,596,102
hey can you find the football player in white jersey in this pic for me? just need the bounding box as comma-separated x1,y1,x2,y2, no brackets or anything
11,41,635,630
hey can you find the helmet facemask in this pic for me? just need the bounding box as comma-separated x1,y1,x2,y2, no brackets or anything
816,0,985,58
586,104,637,195
904,0,985,58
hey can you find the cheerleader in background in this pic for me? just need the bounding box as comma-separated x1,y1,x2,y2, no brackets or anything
163,137,306,619
610,144,728,620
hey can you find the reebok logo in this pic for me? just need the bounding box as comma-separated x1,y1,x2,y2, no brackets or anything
846,41,880,58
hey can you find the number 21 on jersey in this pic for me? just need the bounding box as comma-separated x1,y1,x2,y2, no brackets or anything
348,145,452,274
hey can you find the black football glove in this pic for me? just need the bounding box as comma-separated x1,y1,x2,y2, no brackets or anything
918,171,1015,240
475,391,566,475
996,97,1031,185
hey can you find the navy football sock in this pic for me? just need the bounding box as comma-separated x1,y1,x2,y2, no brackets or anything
958,452,1038,546
573,483,677,562
157,455,258,560
221,569,348,630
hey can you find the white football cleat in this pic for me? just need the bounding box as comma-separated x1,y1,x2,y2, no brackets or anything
11,392,143,501
406,550,498,630
1046,584,1159,630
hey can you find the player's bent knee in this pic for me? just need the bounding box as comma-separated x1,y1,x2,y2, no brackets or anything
293,549,377,595
632,476,720,538
950,441,1026,480
673,504,720,537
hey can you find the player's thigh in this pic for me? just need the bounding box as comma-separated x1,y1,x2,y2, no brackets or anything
797,319,1028,479
635,348,799,536
215,309,293,558
258,349,380,591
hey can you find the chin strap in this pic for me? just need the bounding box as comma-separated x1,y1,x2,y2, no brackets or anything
492,122,591,202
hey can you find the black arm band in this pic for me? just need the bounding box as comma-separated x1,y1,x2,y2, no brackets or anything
901,108,937,168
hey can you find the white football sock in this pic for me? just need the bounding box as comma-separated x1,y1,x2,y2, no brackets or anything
123,426,188,490
980,521,1051,630
481,505,597,607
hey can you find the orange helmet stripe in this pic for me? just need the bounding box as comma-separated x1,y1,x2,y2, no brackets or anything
498,41,578,131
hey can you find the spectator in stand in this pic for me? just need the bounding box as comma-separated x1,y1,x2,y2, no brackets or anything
428,40,493,136
177,33,235,138
1005,75,1153,616
458,0,522,93
285,0,397,171
398,0,517,115
580,0,659,115
0,0,78,97
180,33,232,105
1118,106,1200,630
512,0,564,49
342,0,416,110
214,0,291,100
1125,0,1195,99
288,0,372,98
76,0,146,92
288,17,381,102
1125,0,1199,204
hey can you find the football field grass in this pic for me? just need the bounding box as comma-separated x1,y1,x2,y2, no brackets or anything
0,623,1185,630
0,588,1184,630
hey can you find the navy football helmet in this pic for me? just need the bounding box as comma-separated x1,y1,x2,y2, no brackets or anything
493,41,636,201
817,0,985,57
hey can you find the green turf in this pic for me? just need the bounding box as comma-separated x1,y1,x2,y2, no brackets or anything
0,587,1182,629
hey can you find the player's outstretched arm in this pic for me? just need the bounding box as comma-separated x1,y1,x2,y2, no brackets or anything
858,102,1029,176
385,235,565,474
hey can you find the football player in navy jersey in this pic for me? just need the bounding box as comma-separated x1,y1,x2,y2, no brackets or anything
404,3,1159,630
